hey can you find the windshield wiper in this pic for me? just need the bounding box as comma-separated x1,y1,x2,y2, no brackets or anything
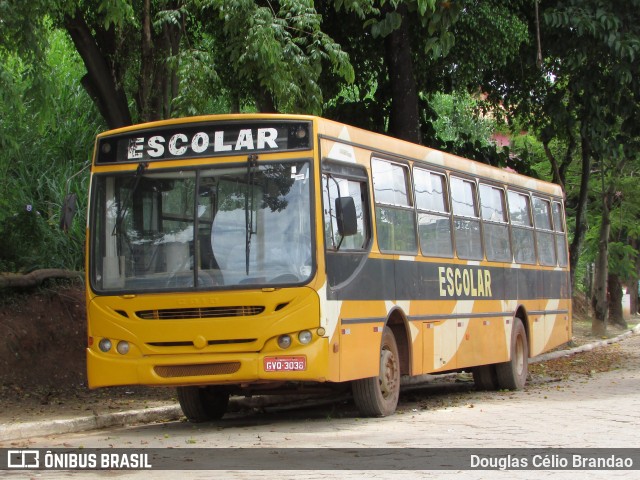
245,154,258,275
112,162,148,237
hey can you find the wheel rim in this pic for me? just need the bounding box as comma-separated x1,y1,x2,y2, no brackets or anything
379,347,399,399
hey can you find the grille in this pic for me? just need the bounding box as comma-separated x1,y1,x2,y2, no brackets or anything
137,305,265,320
154,362,241,378
147,338,256,347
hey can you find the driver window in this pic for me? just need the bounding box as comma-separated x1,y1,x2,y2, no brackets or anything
322,174,368,250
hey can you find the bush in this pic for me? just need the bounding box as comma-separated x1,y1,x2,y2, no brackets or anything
0,28,101,272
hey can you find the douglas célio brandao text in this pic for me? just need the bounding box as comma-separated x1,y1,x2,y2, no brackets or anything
470,453,634,470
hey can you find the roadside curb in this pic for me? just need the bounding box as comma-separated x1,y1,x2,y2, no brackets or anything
0,405,183,443
531,322,640,364
2,323,639,443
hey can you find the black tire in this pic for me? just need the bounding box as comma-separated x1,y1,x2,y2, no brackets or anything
495,318,529,390
352,327,400,417
177,386,229,423
472,364,499,391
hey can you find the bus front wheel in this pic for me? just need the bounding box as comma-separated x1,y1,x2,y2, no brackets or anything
177,386,229,422
352,327,400,417
495,318,529,390
472,364,499,390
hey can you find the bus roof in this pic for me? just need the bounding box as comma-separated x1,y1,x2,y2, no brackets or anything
96,113,563,198
315,116,564,199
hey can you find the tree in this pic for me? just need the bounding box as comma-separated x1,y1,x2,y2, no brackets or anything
0,28,101,272
594,168,640,329
203,0,354,114
542,1,640,334
478,1,640,315
331,0,462,143
3,1,356,128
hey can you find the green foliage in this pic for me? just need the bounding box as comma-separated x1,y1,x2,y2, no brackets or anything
170,36,226,117
427,91,496,149
544,2,639,64
541,0,640,157
96,0,136,29
342,0,461,58
608,242,637,281
418,91,522,172
0,28,101,272
447,1,529,87
366,11,403,38
0,0,639,296
204,0,354,113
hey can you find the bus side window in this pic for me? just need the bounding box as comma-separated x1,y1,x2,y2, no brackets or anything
480,184,512,262
414,168,453,258
371,158,418,254
507,191,536,265
552,201,568,267
322,174,368,250
533,196,557,266
451,176,482,260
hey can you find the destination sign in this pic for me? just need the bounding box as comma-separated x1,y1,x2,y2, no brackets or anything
96,121,311,164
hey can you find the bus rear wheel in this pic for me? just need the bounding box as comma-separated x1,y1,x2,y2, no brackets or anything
177,386,229,422
352,327,400,417
495,317,529,390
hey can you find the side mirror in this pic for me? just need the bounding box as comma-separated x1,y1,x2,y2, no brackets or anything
335,197,358,237
60,193,77,232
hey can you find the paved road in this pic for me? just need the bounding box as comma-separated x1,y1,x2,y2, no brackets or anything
2,334,640,479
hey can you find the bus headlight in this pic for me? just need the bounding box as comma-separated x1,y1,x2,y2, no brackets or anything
277,334,292,349
116,341,130,355
298,330,312,345
98,338,112,352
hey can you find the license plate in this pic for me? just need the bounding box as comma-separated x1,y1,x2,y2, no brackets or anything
263,356,307,372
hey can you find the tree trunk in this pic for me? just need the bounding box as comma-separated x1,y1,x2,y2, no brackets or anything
137,0,182,122
0,270,83,289
591,171,612,336
543,140,564,191
165,16,182,118
542,131,576,192
255,88,277,113
591,212,609,336
64,12,132,129
139,0,155,122
631,280,638,316
384,4,422,144
634,237,640,314
607,272,627,328
569,128,591,289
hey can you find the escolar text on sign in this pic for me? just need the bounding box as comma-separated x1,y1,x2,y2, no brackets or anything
127,128,279,160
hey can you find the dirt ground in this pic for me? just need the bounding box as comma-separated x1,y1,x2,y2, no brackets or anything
0,282,176,424
0,283,636,424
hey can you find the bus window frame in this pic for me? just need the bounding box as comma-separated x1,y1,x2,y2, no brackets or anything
506,189,537,265
532,195,558,267
370,156,418,255
450,175,484,261
89,157,319,295
479,182,513,263
413,166,454,259
321,159,372,253
552,200,569,267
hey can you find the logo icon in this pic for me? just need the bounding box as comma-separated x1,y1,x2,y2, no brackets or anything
7,450,40,469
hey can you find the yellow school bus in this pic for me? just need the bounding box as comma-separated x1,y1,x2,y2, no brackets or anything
86,114,571,420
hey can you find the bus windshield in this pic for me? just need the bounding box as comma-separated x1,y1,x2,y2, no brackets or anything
90,160,312,292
